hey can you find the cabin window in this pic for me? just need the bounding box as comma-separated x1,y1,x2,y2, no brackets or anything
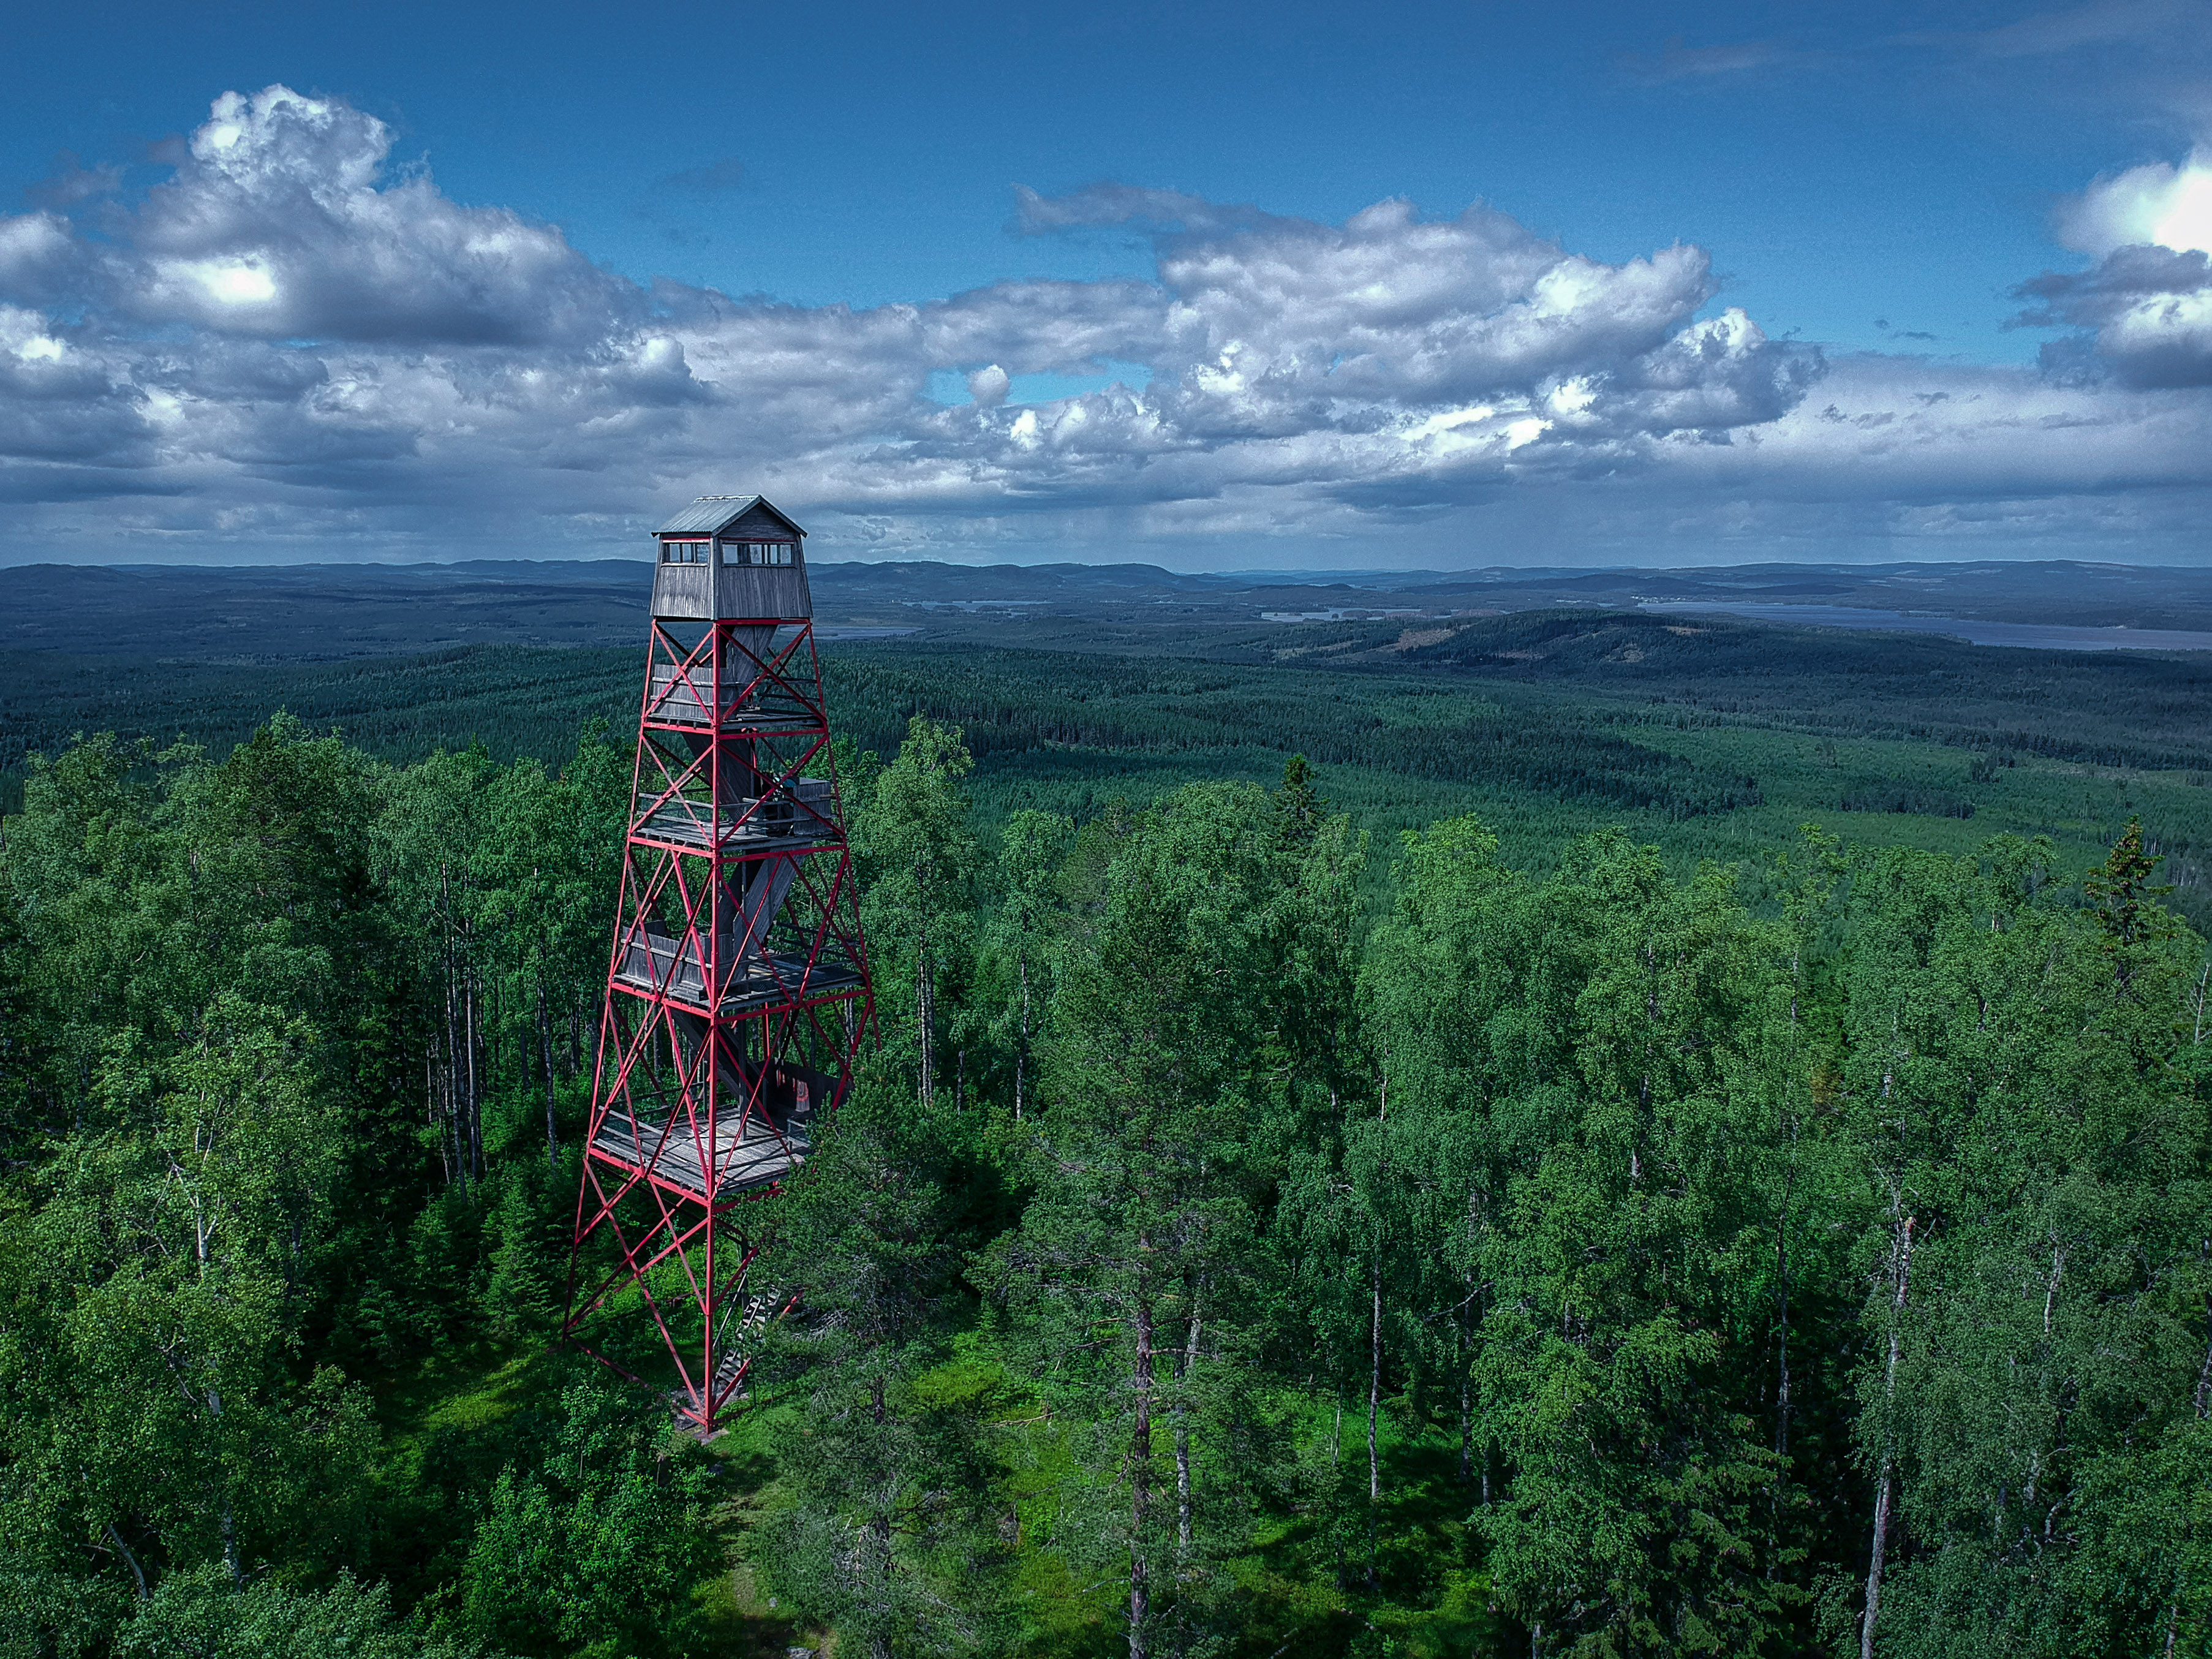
661,539,711,564
723,540,796,567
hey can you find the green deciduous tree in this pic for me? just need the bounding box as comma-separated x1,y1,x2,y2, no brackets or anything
758,1068,1010,1657
988,781,1316,1659
855,719,981,1113
457,1382,719,1658
1369,824,1806,1655
982,808,1073,1123
1832,834,2212,1659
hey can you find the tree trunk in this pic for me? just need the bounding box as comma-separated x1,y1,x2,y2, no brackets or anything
1330,1392,1345,1592
1176,1291,1201,1555
466,964,483,1182
1130,1261,1155,1659
538,975,559,1169
870,1374,893,1659
1775,1162,1795,1458
1367,1247,1382,1587
2194,1288,2212,1421
440,879,462,1190
1458,1228,1477,1487
1014,954,1032,1122
428,1054,447,1185
207,1386,241,1585
1458,1363,1472,1488
105,1523,148,1601
916,942,935,1111
1861,1209,1918,1659
1863,1462,1895,1659
1368,1252,1383,1505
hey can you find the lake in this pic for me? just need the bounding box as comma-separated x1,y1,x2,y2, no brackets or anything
1637,602,2212,652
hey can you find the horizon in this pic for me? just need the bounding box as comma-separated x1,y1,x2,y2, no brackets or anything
2,550,2197,580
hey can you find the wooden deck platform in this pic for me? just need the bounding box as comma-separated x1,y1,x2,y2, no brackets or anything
612,935,864,1014
588,1102,812,1200
637,784,839,853
645,666,822,732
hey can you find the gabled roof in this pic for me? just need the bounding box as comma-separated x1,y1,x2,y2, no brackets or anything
656,495,807,539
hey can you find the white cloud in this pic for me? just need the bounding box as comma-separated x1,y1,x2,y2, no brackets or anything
966,363,1011,407
0,212,80,303
117,86,638,347
2057,150,2212,255
0,85,2209,563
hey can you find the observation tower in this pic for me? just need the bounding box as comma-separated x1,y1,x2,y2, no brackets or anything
565,495,872,1429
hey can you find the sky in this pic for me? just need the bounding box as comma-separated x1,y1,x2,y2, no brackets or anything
2,0,2211,570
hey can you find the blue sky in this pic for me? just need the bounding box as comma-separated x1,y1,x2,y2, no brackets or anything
2,0,2209,567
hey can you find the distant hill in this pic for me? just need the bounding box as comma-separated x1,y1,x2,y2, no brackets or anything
4,555,2211,660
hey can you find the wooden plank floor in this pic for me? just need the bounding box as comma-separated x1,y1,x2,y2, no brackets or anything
611,945,863,1014
638,803,839,852
589,1104,811,1200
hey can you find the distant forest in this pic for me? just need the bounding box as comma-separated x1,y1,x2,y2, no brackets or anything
3,694,2208,1658
6,608,2208,923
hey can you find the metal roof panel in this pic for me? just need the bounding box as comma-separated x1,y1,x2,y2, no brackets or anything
657,495,807,538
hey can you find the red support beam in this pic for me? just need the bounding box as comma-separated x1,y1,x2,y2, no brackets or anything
565,607,874,1432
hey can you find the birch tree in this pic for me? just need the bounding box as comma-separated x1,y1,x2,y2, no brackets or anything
855,718,979,1113
985,782,1290,1659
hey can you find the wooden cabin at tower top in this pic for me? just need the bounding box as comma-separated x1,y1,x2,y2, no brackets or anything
650,494,811,622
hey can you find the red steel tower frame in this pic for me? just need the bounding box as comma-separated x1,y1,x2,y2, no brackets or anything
565,495,871,1430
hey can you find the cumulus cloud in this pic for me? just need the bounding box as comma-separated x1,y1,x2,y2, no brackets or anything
967,363,1011,407
0,83,2206,563
2055,151,2212,256
2014,151,2212,388
117,87,637,346
0,212,80,304
2016,244,2212,387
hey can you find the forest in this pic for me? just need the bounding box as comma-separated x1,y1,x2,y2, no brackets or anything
2,665,2210,1657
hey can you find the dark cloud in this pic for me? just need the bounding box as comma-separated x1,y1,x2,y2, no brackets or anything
2015,244,2212,387
2018,154,2212,388
0,212,83,304
654,157,746,194
23,151,124,208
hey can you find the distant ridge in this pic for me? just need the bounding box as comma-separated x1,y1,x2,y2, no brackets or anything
5,556,2211,659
